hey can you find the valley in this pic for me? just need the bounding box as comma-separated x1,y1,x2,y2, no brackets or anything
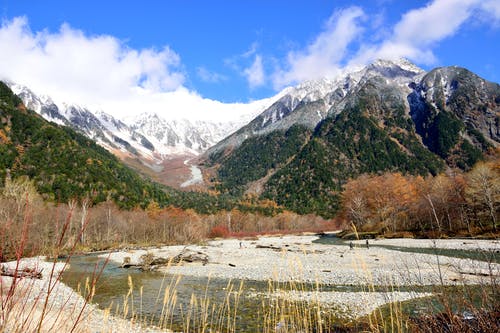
1,58,499,332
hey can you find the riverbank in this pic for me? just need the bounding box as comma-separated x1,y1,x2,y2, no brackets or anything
352,237,500,251
3,235,498,331
104,235,499,286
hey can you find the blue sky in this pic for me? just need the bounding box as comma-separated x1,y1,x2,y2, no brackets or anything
0,0,499,120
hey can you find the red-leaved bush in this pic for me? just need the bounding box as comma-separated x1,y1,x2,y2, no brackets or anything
208,225,230,238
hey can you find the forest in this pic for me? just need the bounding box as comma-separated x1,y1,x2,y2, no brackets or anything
0,174,336,261
1,154,498,262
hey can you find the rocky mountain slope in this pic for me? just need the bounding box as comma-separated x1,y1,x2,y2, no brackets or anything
0,82,285,216
7,82,274,188
128,112,252,155
206,58,425,156
0,82,168,208
8,82,271,161
9,83,157,159
205,59,499,217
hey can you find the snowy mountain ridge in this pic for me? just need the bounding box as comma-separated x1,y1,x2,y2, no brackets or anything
206,58,426,155
7,82,270,161
7,58,427,162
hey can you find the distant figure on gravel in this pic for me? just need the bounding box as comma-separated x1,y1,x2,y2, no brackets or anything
239,241,242,249
366,239,369,249
349,241,354,250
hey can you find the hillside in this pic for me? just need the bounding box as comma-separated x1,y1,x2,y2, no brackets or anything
1,82,288,216
206,61,499,218
0,81,168,208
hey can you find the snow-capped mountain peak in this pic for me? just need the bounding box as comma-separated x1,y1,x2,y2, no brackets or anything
128,111,256,156
7,58,426,162
206,58,426,155
7,80,278,163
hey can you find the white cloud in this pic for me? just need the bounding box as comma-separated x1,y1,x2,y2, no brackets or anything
1,1,499,120
196,67,227,83
243,55,265,88
0,17,185,103
0,17,269,122
480,0,500,24
224,42,266,88
349,0,500,66
363,0,480,64
272,6,365,88
273,0,500,87
0,17,269,121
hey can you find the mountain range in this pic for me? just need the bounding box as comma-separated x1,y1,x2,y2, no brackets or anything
3,58,499,217
0,81,168,208
203,59,499,217
8,82,271,162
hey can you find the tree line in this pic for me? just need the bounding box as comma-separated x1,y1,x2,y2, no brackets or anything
340,156,499,236
0,175,337,261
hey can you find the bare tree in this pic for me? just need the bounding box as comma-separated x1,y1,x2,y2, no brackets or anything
466,162,499,232
79,197,90,244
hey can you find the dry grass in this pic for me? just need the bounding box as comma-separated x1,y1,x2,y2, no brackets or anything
1,194,498,332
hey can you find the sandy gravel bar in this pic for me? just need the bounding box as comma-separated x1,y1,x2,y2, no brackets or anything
353,238,500,251
5,235,496,331
104,235,500,286
250,290,434,321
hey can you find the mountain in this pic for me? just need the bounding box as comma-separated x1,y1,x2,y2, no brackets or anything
8,82,272,158
7,82,275,188
408,66,499,167
206,58,425,156
205,59,499,218
127,112,255,156
0,81,168,208
8,83,157,161
0,81,285,216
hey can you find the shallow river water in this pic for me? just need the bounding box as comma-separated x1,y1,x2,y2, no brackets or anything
61,235,497,331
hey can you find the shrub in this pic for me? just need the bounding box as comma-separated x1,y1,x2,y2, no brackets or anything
208,225,230,238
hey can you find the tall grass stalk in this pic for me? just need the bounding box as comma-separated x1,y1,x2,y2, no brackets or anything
0,197,109,333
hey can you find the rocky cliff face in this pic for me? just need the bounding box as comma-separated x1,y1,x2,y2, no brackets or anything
409,66,499,154
8,83,157,160
8,82,274,161
128,112,249,156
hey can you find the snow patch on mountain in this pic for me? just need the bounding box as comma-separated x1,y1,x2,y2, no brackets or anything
7,81,279,161
206,58,426,156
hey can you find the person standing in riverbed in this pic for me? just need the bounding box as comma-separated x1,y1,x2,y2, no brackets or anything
366,239,369,249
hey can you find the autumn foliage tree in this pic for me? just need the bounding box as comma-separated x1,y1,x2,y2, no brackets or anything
342,173,422,232
466,161,499,232
341,157,499,236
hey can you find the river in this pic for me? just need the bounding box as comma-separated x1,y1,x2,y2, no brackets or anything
60,235,497,331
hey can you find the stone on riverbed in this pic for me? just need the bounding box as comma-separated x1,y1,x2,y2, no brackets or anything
121,248,209,271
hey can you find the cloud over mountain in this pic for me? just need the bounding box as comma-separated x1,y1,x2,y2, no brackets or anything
0,17,267,121
0,17,184,102
0,0,499,116
272,0,500,88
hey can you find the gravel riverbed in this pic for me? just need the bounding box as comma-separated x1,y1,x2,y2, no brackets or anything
0,257,169,333
2,235,498,332
105,235,499,286
101,235,499,322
